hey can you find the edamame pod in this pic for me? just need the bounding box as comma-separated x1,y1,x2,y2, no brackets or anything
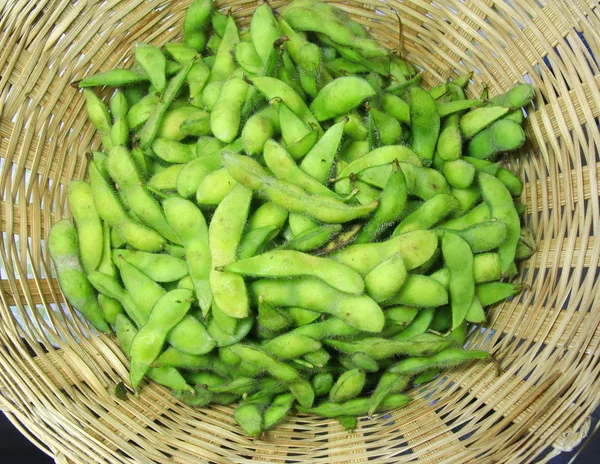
442,232,475,329
242,106,280,155
410,86,440,163
211,77,248,143
134,43,166,95
364,253,407,302
115,314,193,393
479,172,520,273
393,193,458,235
129,289,194,388
263,333,322,359
68,181,103,275
460,106,509,139
250,278,384,332
164,198,212,315
332,230,438,275
88,161,165,252
264,140,339,198
468,119,525,159
310,76,375,121
386,274,449,307
107,146,180,244
112,249,188,282
223,153,378,224
209,184,253,318
222,250,364,295
357,162,407,243
151,138,197,164
49,220,110,332
335,145,421,180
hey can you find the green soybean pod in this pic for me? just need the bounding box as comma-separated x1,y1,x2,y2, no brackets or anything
437,220,508,253
489,83,534,108
368,371,411,416
49,220,110,333
291,317,359,340
129,289,194,389
263,333,322,360
382,93,410,124
393,193,458,236
264,393,295,431
298,116,346,183
386,275,448,308
148,164,185,192
83,89,112,149
234,401,265,437
332,229,439,275
496,167,523,197
335,145,421,181
88,161,165,252
151,138,197,164
97,222,117,278
241,105,280,156
251,3,281,63
329,369,365,403
209,184,253,318
183,0,212,50
164,198,212,315
278,224,343,252
479,172,520,273
476,282,525,307
196,168,237,206
356,162,408,244
211,77,249,143
460,106,509,139
438,202,491,230
451,186,481,218
68,181,103,275
467,119,525,160
410,86,440,163
249,75,322,131
106,146,180,244
112,249,188,282
223,153,378,224
237,225,278,259
442,232,475,329
98,294,124,326
138,59,195,150
388,348,489,377
442,159,476,189
250,278,384,333
127,93,159,129
134,43,166,95
88,271,145,327
77,69,147,88
309,76,375,121
364,253,407,303
312,373,334,396
223,250,364,295
209,16,239,83
115,314,193,393
391,307,435,341
176,154,222,198
297,394,411,418
160,105,209,140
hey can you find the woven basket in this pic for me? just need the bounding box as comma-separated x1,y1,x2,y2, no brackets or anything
1,0,599,462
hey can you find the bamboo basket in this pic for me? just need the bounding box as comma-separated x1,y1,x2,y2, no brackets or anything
0,0,599,462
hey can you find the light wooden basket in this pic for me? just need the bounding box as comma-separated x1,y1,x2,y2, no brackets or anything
1,0,599,462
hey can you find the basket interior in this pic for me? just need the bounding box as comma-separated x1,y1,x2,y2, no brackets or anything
0,0,599,462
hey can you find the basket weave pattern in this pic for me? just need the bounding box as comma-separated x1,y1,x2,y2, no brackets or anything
1,0,599,462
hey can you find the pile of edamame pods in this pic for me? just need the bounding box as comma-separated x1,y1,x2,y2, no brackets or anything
49,0,537,436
